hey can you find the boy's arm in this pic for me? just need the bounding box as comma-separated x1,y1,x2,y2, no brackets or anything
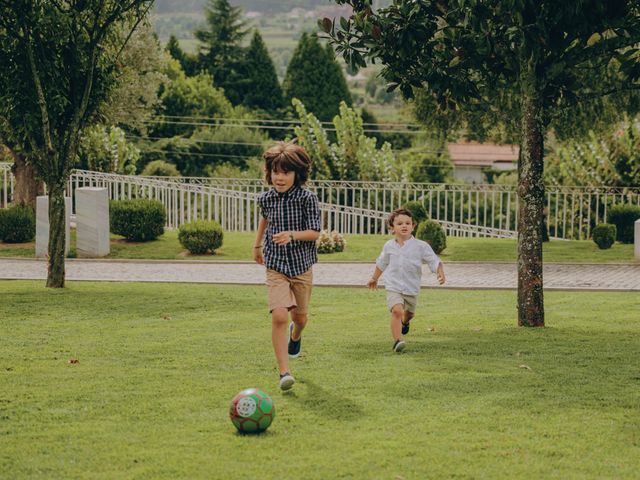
273,194,321,244
368,245,389,289
422,242,445,285
272,229,320,244
253,217,267,264
367,266,383,290
436,262,445,285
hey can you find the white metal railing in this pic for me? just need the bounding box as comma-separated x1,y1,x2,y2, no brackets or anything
65,171,555,238
144,175,640,240
3,162,639,239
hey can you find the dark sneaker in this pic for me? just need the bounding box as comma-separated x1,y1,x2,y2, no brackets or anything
401,320,411,335
279,372,295,391
393,340,406,353
288,322,301,358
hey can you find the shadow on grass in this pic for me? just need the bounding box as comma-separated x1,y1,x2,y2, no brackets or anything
289,378,365,421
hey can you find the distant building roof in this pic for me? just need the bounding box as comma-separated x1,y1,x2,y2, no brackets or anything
447,142,519,167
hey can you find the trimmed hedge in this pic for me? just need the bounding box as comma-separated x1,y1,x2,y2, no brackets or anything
0,204,36,243
415,219,447,254
592,223,616,250
401,201,427,226
178,220,224,254
607,204,640,244
110,199,166,241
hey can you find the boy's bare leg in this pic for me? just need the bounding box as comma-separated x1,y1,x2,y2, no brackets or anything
390,304,404,341
403,311,414,324
291,312,307,341
271,307,289,374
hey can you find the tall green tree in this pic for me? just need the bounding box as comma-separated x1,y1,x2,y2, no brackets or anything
0,0,154,288
165,34,197,76
283,33,352,122
194,0,248,104
324,1,640,327
239,30,284,113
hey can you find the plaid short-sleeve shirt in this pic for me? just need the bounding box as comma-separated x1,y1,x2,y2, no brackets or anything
257,185,321,277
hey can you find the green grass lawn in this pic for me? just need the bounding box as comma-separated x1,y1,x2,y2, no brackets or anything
0,282,638,478
1,229,636,263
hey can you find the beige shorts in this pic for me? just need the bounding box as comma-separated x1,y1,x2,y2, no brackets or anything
386,291,418,313
266,268,313,314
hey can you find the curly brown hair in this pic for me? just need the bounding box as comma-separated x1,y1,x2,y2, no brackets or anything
263,141,312,186
387,208,415,228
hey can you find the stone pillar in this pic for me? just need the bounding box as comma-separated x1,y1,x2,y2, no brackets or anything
635,219,640,260
75,187,110,257
36,195,71,258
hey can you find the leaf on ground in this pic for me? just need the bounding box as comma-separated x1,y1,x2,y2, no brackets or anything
428,327,436,332
162,314,172,320
472,327,482,332
68,359,79,364
518,364,531,370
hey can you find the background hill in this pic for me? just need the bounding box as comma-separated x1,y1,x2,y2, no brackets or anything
154,0,335,14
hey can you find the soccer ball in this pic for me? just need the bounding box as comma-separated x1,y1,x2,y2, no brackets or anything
229,388,275,433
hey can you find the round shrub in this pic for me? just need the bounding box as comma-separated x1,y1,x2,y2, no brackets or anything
402,201,428,226
317,230,335,254
592,223,616,250
110,199,166,241
178,220,223,254
415,219,447,254
141,160,181,177
0,204,36,243
607,204,640,244
330,230,346,253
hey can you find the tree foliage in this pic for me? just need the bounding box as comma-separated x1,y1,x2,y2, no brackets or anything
283,33,352,122
546,119,640,187
195,0,249,104
0,0,154,287
165,34,198,77
292,98,400,181
77,125,140,175
151,57,234,137
239,30,285,113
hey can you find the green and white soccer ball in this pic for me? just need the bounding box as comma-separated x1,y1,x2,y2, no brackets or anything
229,388,275,433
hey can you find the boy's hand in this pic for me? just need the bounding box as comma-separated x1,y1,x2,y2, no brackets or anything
367,277,378,290
253,247,264,265
272,231,292,245
437,264,446,285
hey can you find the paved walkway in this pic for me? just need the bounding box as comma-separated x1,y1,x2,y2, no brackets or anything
1,258,639,291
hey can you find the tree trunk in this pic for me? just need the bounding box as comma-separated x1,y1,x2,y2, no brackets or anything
11,153,45,208
46,181,66,288
517,78,545,327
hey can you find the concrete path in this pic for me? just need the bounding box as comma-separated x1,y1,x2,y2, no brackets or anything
1,258,639,291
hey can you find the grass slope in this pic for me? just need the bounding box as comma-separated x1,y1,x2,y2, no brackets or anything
1,282,639,478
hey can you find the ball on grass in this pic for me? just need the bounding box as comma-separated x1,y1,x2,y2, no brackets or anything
229,388,275,433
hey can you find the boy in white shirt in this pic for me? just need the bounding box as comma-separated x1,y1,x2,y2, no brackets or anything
367,208,446,352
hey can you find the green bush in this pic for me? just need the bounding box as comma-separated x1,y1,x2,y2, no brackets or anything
401,201,428,226
178,220,224,254
607,204,640,244
141,160,181,177
592,223,616,250
110,199,166,242
415,219,447,254
0,204,36,243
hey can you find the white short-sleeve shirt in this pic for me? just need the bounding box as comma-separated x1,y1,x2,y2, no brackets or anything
375,236,441,296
